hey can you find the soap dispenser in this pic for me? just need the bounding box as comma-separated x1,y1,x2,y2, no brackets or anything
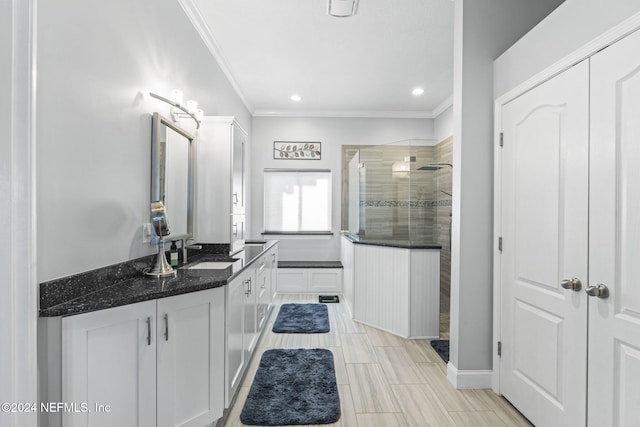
170,241,179,267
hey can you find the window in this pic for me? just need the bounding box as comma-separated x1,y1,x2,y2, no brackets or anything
263,169,332,234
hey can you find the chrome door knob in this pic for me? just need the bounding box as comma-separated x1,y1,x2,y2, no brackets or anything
585,283,610,299
561,277,582,291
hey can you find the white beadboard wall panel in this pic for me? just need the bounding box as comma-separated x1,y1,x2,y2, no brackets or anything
354,245,410,337
341,236,355,317
351,243,441,339
410,250,440,338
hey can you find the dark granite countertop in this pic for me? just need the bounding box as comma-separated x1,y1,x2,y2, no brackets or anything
341,232,442,250
39,241,278,318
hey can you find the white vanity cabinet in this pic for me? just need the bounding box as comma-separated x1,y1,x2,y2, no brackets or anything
196,116,248,253
60,288,225,427
225,266,255,406
269,247,278,301
225,243,279,406
156,288,225,427
255,254,272,331
62,301,157,427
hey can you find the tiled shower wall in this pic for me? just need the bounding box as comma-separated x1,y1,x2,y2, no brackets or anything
358,145,437,242
434,137,452,320
341,138,452,334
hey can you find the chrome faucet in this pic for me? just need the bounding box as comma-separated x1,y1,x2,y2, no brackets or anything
145,201,176,278
181,239,202,264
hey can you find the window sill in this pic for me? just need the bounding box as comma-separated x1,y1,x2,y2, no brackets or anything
261,231,334,240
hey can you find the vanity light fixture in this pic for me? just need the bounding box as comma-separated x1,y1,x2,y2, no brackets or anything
328,0,359,17
186,99,198,114
171,89,184,105
412,87,425,96
149,90,203,129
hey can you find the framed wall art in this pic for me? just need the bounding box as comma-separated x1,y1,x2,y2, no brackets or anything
273,141,321,160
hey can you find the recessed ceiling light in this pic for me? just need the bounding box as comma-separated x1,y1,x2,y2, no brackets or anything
291,94,302,102
412,88,425,96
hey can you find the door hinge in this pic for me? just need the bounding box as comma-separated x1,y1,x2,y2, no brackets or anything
498,237,503,252
497,341,502,357
499,132,504,147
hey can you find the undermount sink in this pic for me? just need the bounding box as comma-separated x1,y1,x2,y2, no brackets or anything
185,261,235,270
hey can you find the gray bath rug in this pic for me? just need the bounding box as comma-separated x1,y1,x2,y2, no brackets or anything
240,348,341,426
272,303,330,333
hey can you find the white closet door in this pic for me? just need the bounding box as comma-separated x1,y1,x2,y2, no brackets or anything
589,29,640,427
500,60,590,427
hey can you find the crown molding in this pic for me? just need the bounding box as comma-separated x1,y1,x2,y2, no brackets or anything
177,0,254,113
252,109,437,119
179,0,454,121
432,95,453,118
253,94,454,119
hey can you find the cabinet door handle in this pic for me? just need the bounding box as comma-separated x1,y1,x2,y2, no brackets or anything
164,314,169,341
146,317,152,346
244,279,251,296
560,277,582,291
249,277,252,295
233,192,238,205
586,283,610,299
233,223,238,236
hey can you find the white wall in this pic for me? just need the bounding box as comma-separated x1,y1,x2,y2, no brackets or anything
1,0,38,424
434,105,453,142
495,0,640,98
37,0,251,281
449,0,564,380
250,116,433,261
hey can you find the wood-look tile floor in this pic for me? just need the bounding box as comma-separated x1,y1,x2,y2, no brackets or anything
222,294,533,427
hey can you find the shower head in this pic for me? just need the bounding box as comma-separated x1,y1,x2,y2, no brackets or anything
417,163,453,171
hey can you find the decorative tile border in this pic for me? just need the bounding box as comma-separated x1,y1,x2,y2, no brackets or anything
360,199,452,208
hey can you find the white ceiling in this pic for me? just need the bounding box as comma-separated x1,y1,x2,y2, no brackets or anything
183,0,454,118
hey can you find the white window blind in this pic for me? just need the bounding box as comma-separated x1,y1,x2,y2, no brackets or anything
263,169,332,233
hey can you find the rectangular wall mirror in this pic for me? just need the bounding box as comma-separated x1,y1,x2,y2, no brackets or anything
151,112,195,242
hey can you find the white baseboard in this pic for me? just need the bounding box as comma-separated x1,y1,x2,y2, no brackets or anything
446,363,493,389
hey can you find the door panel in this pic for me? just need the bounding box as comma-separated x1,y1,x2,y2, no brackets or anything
62,301,157,427
513,301,563,400
589,28,640,427
157,288,224,427
513,106,562,290
232,125,245,215
500,60,589,427
226,272,246,406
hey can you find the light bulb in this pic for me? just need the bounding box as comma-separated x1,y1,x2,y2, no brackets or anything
195,109,204,122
